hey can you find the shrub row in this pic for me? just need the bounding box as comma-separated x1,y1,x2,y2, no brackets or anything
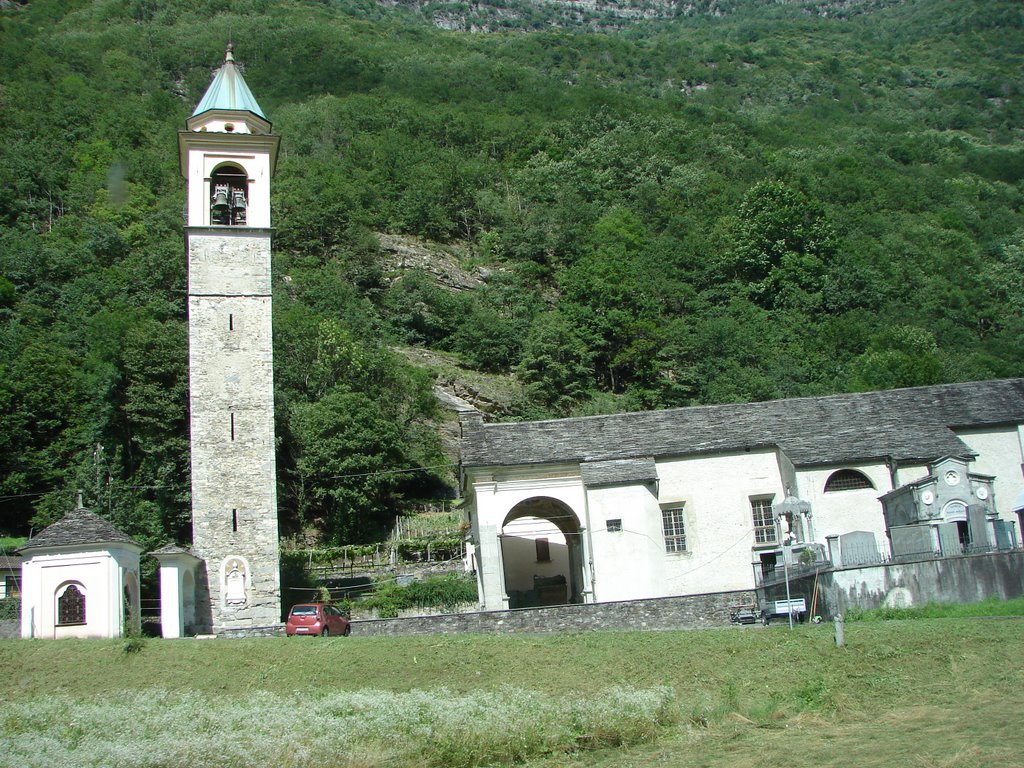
353,572,479,618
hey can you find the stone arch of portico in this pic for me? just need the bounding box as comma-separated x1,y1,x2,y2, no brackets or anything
500,497,586,608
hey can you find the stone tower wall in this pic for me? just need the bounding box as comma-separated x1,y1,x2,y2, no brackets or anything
187,227,281,630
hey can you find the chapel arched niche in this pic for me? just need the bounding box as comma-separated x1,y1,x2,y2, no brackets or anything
501,497,585,608
56,581,87,629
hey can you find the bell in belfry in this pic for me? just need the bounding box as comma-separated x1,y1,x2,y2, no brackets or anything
211,184,230,224
231,189,247,224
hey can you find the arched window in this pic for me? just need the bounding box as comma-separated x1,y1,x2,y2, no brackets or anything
942,500,968,522
57,583,86,626
210,165,248,225
824,469,874,493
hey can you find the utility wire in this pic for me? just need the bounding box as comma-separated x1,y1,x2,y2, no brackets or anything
0,463,457,505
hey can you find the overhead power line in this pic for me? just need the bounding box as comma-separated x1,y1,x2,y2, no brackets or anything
0,463,457,505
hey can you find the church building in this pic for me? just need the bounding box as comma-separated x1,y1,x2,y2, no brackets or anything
460,379,1024,611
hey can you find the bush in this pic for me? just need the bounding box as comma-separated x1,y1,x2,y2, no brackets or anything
363,581,411,619
0,598,20,621
360,573,478,618
406,572,478,611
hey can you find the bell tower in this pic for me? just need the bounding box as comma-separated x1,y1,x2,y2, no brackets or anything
179,45,281,632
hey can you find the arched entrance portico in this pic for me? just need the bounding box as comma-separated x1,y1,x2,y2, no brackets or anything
501,498,586,608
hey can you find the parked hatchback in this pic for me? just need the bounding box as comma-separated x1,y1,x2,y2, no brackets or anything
286,603,351,637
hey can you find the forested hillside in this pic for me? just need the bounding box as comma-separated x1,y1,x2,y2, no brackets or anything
1,0,1022,549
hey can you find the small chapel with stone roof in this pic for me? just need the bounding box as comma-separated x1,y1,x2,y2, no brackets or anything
18,497,142,639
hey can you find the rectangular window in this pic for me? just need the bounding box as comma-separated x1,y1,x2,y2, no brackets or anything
230,412,235,441
752,498,777,544
535,537,551,562
662,506,687,553
606,519,622,533
232,508,238,533
229,313,234,331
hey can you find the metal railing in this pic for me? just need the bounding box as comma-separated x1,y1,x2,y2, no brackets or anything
754,540,1024,585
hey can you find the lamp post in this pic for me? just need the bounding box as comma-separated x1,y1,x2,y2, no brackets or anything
773,494,811,630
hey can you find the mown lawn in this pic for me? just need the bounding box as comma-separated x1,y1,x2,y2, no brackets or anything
2,617,1022,767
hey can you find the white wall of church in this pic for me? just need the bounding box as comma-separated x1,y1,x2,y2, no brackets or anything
656,450,785,595
795,463,894,553
893,463,930,486
955,426,1024,527
586,482,664,601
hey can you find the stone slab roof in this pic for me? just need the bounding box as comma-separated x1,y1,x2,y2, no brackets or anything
18,507,141,552
0,555,22,569
150,544,192,556
150,544,202,563
581,458,658,487
461,379,1024,470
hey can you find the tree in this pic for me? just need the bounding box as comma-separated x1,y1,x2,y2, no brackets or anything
726,180,837,311
558,208,661,392
288,390,410,543
451,303,525,372
516,312,594,416
849,326,945,391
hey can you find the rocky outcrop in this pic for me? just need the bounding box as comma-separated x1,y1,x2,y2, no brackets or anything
378,233,490,292
376,0,903,33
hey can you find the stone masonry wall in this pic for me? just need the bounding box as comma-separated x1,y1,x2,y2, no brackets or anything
763,550,1024,618
188,228,281,631
351,589,756,636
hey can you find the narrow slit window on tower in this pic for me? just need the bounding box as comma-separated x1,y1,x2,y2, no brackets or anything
232,508,238,533
230,412,235,441
228,313,234,331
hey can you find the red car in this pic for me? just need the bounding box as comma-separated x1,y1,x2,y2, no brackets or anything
285,603,351,637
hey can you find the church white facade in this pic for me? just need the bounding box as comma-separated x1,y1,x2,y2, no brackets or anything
460,379,1024,611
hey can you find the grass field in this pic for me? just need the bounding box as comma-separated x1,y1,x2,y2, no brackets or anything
3,615,1023,767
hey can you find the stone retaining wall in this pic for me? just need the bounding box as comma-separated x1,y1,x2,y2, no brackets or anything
0,619,18,639
762,550,1024,617
351,589,756,636
215,623,285,639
